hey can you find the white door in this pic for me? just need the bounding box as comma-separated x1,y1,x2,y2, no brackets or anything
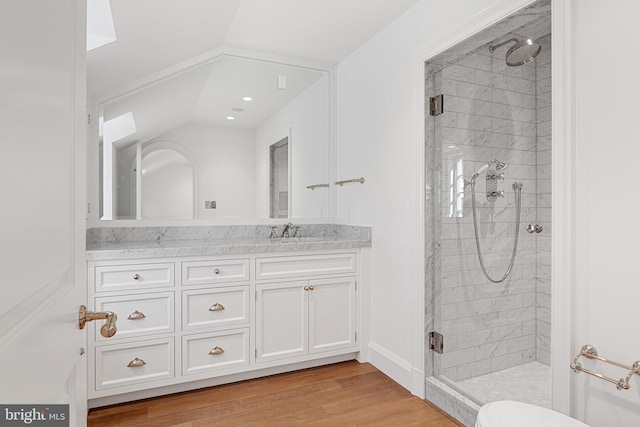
0,1,88,426
255,281,308,363
308,277,356,354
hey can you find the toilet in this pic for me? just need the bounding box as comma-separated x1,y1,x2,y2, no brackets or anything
475,401,590,427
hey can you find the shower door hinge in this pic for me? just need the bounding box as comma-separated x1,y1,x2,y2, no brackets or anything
429,331,444,354
429,94,444,116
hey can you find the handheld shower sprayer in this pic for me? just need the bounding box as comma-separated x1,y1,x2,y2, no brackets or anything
469,159,507,182
465,158,523,283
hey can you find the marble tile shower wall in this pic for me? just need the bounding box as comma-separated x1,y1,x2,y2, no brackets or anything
436,40,548,381
535,35,552,365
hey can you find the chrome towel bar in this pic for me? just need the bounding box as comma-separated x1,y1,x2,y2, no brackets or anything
306,183,329,190
570,344,640,390
335,177,365,186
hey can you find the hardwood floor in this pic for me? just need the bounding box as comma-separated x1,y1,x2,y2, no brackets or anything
87,361,463,426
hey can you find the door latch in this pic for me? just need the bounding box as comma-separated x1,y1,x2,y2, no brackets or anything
79,305,118,338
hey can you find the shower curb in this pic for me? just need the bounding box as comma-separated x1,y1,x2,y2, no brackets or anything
425,376,481,427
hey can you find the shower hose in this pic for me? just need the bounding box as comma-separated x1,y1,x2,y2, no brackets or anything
469,180,523,283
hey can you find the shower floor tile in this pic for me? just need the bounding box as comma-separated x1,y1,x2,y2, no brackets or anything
456,361,551,408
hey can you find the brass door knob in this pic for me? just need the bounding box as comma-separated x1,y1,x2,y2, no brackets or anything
78,305,118,338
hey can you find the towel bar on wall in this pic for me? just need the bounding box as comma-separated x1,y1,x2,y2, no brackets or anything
335,177,365,186
306,183,330,190
570,344,640,390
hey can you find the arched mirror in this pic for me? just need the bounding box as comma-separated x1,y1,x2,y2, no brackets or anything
104,141,198,220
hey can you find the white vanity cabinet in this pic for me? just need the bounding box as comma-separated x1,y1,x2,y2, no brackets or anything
255,276,356,363
86,250,363,406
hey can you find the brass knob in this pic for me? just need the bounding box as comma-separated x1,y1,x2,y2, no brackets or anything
304,286,309,291
127,357,146,368
209,346,225,355
214,268,221,275
133,274,140,280
308,285,315,291
209,303,225,312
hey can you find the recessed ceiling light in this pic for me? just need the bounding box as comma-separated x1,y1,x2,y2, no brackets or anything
226,116,235,120
242,97,253,102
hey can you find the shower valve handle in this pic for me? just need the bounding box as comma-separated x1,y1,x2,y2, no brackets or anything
487,190,504,198
486,172,504,181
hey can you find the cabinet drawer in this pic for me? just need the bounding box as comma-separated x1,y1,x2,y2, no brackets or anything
182,329,249,376
94,292,174,341
255,253,356,280
95,263,174,293
95,338,174,390
182,286,249,331
181,259,249,286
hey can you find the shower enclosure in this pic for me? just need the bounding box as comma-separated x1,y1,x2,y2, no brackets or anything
424,1,552,420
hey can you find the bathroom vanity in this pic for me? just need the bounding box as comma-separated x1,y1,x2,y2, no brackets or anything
85,226,370,407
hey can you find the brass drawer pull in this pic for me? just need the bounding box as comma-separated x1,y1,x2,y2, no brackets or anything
127,357,146,368
133,274,141,280
214,268,221,275
209,346,225,355
209,303,225,312
127,310,146,320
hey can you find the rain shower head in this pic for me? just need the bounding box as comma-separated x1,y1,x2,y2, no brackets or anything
489,38,542,67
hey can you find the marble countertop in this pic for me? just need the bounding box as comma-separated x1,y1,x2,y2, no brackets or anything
86,235,371,261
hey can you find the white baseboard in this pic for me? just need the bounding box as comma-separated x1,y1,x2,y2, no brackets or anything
368,341,415,393
411,367,426,398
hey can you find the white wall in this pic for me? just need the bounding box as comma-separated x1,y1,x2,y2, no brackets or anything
256,75,330,218
336,0,537,393
572,1,640,426
150,122,256,218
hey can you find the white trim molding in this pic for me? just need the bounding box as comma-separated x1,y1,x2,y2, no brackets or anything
550,0,574,415
368,341,414,391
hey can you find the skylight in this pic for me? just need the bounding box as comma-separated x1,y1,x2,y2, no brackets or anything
103,112,137,144
87,0,117,51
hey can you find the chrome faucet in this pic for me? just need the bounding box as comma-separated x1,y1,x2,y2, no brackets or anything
282,223,292,238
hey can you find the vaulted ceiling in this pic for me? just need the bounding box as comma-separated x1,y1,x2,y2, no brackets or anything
87,0,422,98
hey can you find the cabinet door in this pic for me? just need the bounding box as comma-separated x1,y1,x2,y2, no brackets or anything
255,281,308,363
308,277,356,354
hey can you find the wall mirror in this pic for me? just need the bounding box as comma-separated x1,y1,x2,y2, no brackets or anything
98,54,330,220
